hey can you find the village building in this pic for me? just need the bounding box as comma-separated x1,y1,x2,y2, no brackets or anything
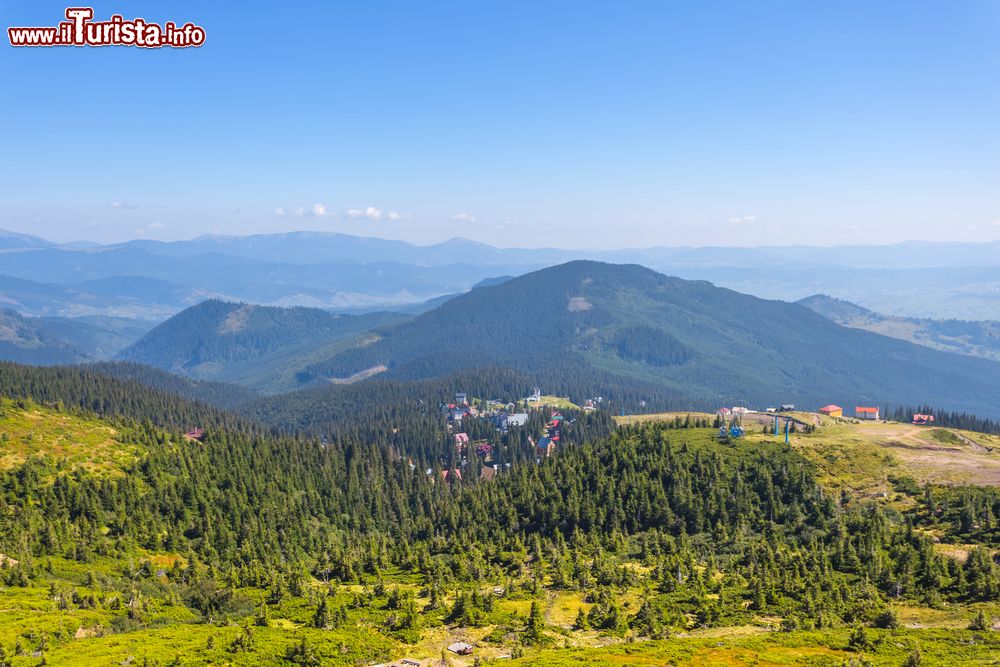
819,405,843,417
535,436,556,459
447,642,474,655
184,428,206,442
912,413,936,425
855,406,880,420
505,413,528,427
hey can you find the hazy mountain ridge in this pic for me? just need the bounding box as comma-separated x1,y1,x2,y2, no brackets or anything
0,241,534,318
799,294,1000,362
0,310,152,365
4,228,1000,320
0,309,89,365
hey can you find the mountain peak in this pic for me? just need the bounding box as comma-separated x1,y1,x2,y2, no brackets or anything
296,260,1000,418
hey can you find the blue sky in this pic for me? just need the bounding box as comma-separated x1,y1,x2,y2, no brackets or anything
1,1,998,248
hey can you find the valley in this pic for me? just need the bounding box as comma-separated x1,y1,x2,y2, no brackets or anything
2,260,999,666
6,3,998,664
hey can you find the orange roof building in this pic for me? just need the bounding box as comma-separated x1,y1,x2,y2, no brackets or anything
855,406,880,420
818,405,843,418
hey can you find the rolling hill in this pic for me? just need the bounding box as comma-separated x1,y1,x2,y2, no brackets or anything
117,300,410,392
799,294,1000,362
0,309,153,366
298,261,1000,417
0,309,89,365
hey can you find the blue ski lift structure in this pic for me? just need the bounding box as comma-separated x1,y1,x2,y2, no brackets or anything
772,413,809,444
774,415,791,444
718,414,745,441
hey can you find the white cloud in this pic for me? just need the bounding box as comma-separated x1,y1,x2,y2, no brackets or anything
452,212,477,223
281,203,330,217
347,206,384,221
133,221,166,236
108,200,138,210
278,203,405,221
725,215,757,225
987,219,1000,228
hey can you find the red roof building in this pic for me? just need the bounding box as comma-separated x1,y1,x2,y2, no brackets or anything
855,406,880,420
818,405,843,417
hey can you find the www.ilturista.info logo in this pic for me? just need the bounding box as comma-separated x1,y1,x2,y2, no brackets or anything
8,7,205,48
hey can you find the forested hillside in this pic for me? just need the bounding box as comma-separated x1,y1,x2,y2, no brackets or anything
0,362,997,665
0,362,256,431
0,310,152,365
0,310,90,365
117,301,408,392
300,261,1000,417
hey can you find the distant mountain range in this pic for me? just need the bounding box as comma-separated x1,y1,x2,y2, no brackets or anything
112,261,1000,418
2,229,1000,320
799,294,1000,362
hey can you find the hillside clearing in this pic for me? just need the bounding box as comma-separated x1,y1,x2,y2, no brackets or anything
0,399,140,476
617,413,1000,492
788,420,1000,492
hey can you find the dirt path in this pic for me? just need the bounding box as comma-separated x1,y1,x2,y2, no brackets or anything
849,423,1000,486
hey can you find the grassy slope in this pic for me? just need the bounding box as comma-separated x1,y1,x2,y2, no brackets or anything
624,411,1000,494
785,418,1000,494
511,628,1000,666
0,398,141,476
3,559,996,667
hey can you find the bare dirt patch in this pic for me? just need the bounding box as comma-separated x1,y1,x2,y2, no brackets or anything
809,421,1000,489
328,365,388,385
567,296,592,312
218,305,252,334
